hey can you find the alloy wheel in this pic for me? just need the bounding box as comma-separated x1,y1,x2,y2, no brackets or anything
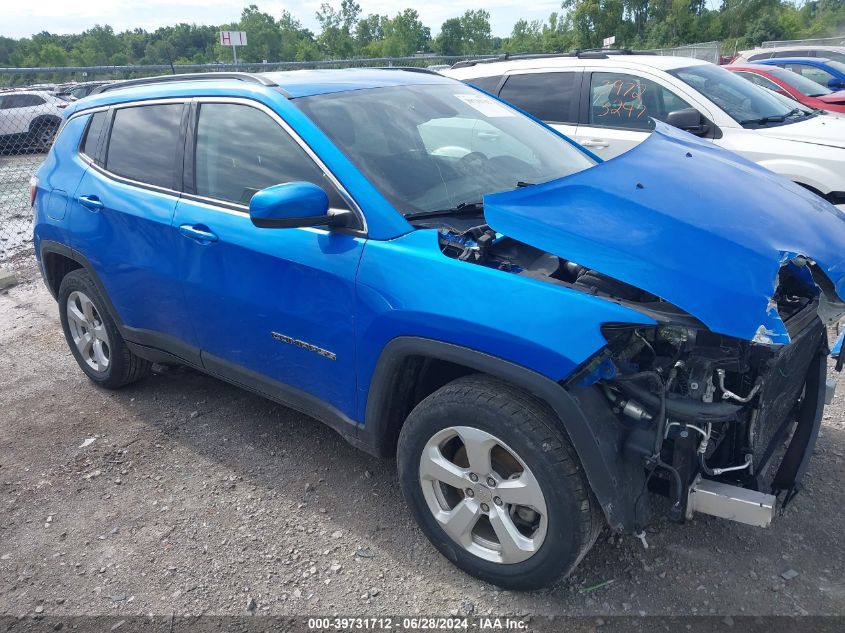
418,426,548,564
66,290,111,372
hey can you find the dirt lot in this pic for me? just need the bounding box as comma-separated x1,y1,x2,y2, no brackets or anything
1,267,844,621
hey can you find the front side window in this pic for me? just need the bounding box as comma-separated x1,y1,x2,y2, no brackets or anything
296,84,594,216
105,104,183,189
194,103,331,206
669,63,804,127
499,72,578,123
588,72,694,130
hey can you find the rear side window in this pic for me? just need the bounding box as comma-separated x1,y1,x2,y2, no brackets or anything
194,103,330,206
105,104,183,189
465,75,502,94
499,72,578,123
80,111,107,163
2,94,45,108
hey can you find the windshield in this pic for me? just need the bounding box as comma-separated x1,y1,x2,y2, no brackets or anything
669,63,802,126
761,65,832,96
295,84,595,216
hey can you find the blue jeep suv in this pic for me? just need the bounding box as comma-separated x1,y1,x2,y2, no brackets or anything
33,70,845,589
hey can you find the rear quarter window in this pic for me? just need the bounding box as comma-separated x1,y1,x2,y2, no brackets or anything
105,104,183,189
80,111,108,164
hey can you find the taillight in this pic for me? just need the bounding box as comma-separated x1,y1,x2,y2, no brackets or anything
30,176,38,207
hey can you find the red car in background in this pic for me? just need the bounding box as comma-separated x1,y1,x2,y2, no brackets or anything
727,63,845,114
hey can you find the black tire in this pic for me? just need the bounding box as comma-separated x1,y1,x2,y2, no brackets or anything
31,119,59,152
58,269,151,389
397,374,602,590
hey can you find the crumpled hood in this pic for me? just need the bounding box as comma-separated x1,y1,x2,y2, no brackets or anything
484,122,845,344
753,113,845,148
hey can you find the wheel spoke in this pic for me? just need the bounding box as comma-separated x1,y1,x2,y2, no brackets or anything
420,446,469,490
67,303,87,327
456,427,496,475
92,339,109,370
496,470,546,512
78,331,94,357
489,505,537,563
81,296,95,323
437,498,480,545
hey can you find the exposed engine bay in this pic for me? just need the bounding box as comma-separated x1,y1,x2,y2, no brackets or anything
431,217,836,530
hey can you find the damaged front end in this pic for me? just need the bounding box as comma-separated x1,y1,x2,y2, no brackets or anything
594,290,830,530
429,123,845,532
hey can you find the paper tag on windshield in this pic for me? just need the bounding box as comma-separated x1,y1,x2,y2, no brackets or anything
455,93,515,118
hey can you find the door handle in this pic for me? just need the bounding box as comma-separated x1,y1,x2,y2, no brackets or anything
178,224,218,244
477,132,500,140
581,139,610,149
78,195,104,211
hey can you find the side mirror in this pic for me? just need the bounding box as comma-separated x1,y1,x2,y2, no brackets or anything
666,107,711,136
249,182,344,229
828,78,845,91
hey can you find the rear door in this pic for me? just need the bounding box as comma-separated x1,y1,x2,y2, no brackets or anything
70,101,197,359
497,70,582,141
574,68,704,158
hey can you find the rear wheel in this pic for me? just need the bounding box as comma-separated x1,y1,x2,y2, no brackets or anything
397,375,602,590
31,119,59,152
58,269,151,388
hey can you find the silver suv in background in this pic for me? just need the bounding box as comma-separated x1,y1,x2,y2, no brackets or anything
0,90,67,153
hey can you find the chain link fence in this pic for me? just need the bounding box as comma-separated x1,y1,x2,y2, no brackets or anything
762,36,845,48
0,89,61,262
643,41,721,64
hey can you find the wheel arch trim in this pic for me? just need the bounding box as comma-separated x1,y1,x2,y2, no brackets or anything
363,336,630,530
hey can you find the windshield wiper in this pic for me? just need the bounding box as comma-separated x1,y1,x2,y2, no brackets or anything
404,201,484,220
740,108,801,125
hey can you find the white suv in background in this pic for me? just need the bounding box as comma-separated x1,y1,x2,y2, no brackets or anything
443,54,845,210
733,45,845,64
0,90,67,152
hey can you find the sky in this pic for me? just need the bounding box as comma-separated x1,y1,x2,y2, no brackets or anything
3,0,567,40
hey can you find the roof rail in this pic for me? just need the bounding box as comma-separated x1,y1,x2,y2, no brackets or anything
91,72,277,95
375,66,442,75
450,48,657,69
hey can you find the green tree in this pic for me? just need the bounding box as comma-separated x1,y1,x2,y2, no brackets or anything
382,9,431,56
435,18,465,55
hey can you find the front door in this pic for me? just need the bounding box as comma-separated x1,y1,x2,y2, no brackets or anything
172,100,365,417
575,70,701,158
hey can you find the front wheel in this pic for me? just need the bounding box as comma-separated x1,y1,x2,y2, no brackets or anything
397,375,602,590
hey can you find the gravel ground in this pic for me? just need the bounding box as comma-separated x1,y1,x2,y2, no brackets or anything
1,268,844,620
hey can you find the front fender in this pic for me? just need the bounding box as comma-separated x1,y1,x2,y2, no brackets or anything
756,157,844,197
354,229,655,418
